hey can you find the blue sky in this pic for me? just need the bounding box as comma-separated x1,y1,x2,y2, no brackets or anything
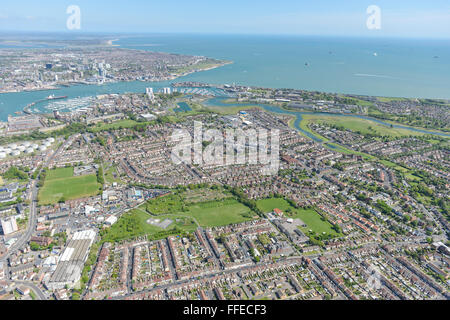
0,0,449,38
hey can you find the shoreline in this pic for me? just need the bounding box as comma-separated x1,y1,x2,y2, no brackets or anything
0,61,231,95
2,77,449,138
2,82,449,139
208,96,450,135
204,97,450,138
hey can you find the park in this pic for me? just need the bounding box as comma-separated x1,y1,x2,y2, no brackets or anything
102,187,258,243
38,167,102,205
256,197,341,238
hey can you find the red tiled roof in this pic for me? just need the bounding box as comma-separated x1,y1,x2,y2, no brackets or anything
273,208,283,215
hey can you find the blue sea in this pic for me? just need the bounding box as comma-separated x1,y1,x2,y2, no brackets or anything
1,34,450,121
118,34,450,98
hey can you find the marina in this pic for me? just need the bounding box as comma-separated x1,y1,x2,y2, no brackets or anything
1,81,234,119
1,0,449,305
23,95,68,114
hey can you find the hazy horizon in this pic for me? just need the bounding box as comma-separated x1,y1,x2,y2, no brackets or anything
0,0,449,39
1,31,450,42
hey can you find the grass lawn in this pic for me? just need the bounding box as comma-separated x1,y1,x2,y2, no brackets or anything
378,159,409,173
404,172,423,182
298,117,326,142
146,193,183,215
337,95,374,107
376,97,408,102
146,191,255,228
45,167,74,180
298,117,375,160
256,197,340,237
170,60,225,74
89,119,140,133
202,99,264,115
205,104,264,115
39,168,101,205
182,188,231,204
105,191,258,243
104,164,123,185
101,209,198,243
101,197,253,243
256,198,292,213
292,209,340,237
303,114,425,138
184,199,254,227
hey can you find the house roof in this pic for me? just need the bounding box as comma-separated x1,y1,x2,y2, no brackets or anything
273,208,283,215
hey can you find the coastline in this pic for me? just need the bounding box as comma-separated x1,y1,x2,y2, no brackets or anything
217,97,450,135
0,61,232,95
203,97,450,138
3,81,449,140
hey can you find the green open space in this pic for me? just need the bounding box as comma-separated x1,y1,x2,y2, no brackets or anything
169,59,229,75
38,167,102,205
337,95,374,107
104,164,123,185
184,199,254,227
145,193,184,214
256,197,292,213
404,172,423,182
103,200,254,243
302,114,426,138
102,188,258,243
298,116,375,159
45,166,74,180
201,98,265,115
145,194,255,227
378,159,409,173
100,209,198,243
376,96,408,103
292,209,340,237
256,197,341,237
89,119,140,132
181,187,231,204
205,104,263,115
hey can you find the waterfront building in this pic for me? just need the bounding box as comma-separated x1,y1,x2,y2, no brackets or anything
146,88,155,101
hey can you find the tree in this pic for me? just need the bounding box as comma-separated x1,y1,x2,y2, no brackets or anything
97,167,105,185
71,292,80,300
3,166,28,180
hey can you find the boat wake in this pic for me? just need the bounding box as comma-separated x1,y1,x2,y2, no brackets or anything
354,73,399,80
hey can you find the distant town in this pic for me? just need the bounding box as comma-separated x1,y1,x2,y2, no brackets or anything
0,47,229,93
0,46,449,301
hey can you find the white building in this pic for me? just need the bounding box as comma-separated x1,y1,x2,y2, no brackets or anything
146,87,155,101
1,216,18,235
84,205,98,216
105,215,118,226
140,113,156,121
47,229,96,290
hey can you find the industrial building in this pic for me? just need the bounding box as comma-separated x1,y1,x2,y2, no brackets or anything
47,229,96,290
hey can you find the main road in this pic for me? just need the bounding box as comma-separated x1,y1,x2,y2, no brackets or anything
0,136,70,299
1,138,67,262
0,182,39,263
